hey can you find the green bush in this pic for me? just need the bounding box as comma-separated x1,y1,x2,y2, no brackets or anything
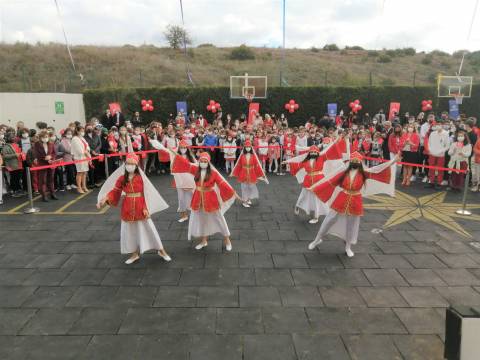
367,50,379,57
345,46,364,50
377,54,392,63
197,43,215,48
430,50,449,57
82,85,480,128
323,44,339,51
402,47,416,56
310,46,320,53
422,54,433,65
229,45,255,60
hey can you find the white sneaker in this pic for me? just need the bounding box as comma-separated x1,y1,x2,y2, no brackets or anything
66,185,72,190
422,176,428,183
410,175,416,182
158,252,172,262
225,243,232,252
242,202,250,208
71,184,77,189
308,238,323,250
441,180,448,186
345,247,355,258
125,255,140,265
294,207,300,215
195,242,208,250
178,217,188,223
308,218,319,224
247,200,252,205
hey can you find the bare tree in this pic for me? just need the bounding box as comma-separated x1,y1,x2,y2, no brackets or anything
164,25,192,50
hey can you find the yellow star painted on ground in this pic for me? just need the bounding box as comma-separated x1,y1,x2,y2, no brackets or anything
364,190,480,238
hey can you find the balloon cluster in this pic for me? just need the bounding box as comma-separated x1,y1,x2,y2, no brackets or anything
207,100,221,113
284,99,299,113
421,100,433,112
141,99,154,112
349,99,362,113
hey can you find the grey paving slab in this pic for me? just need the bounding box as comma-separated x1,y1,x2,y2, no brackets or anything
0,308,37,335
393,308,444,335
244,334,297,360
396,287,449,307
404,254,448,268
292,334,351,360
240,286,282,307
434,268,480,286
69,307,127,335
216,308,263,334
110,286,157,307
21,286,77,308
0,269,35,285
327,269,371,286
343,334,402,360
197,286,238,307
398,269,447,286
154,286,198,307
262,307,311,333
189,335,242,360
20,308,82,335
278,286,324,307
255,269,294,286
357,287,409,307
139,335,190,360
319,287,366,307
66,286,119,307
392,335,444,360
239,253,274,268
61,254,104,268
434,286,480,305
435,253,479,268
0,285,37,307
23,269,70,286
371,254,413,269
363,269,408,286
291,269,332,286
80,335,141,360
272,254,309,268
61,268,108,285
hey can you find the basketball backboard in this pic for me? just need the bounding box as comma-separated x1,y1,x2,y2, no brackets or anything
437,75,473,98
230,73,268,99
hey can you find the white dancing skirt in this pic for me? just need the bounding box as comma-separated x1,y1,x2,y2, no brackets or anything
120,218,164,254
188,209,230,240
177,188,193,212
240,183,259,200
295,188,328,218
314,210,361,245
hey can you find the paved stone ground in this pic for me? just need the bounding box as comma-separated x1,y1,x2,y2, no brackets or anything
1,173,480,359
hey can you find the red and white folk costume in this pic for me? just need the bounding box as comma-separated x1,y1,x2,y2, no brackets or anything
171,140,197,222
231,139,268,207
171,151,237,250
308,151,397,257
285,139,347,223
97,153,171,264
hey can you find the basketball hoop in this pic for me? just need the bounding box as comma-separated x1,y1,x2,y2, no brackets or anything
454,94,464,105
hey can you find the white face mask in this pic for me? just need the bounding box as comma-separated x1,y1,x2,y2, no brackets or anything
180,148,187,154
50,136,56,142
0,134,4,140
125,164,136,173
22,133,29,139
457,136,465,142
199,162,208,169
407,128,414,133
79,132,85,137
245,147,252,152
41,137,49,143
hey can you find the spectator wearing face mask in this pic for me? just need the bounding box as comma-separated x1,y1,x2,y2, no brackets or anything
196,115,208,128
400,125,420,186
425,120,451,189
2,133,25,197
50,131,65,192
71,126,90,194
61,129,76,191
471,136,480,192
448,131,472,191
85,124,102,188
33,130,57,202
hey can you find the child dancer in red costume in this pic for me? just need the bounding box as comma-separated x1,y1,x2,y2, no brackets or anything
308,151,400,257
230,139,268,208
97,153,171,264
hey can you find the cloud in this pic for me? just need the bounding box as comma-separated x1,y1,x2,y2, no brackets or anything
0,0,479,52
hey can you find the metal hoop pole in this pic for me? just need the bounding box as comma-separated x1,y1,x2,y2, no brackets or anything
455,171,472,216
23,167,40,214
104,155,110,178
277,144,286,176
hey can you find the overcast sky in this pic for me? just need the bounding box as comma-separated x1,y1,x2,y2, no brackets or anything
0,0,479,53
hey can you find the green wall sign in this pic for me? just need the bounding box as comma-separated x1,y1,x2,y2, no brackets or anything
55,101,64,114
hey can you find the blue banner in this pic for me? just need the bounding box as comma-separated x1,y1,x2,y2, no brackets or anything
176,101,188,116
327,103,337,117
449,99,459,119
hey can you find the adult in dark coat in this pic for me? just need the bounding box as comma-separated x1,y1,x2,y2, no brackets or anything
33,130,57,201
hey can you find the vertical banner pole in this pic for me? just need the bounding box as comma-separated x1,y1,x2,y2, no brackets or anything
23,168,40,214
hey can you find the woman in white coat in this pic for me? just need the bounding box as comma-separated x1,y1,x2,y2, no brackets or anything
71,126,90,193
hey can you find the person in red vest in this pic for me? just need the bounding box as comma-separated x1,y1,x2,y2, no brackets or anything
33,130,57,202
308,151,399,257
1,133,25,197
195,115,208,128
400,124,420,186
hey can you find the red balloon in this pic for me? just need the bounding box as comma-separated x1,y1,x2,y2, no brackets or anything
354,99,360,105
207,105,212,111
147,100,153,106
294,104,299,110
284,104,290,110
215,103,221,108
349,102,354,108
288,108,295,113
209,100,215,105
141,99,147,106
289,99,295,105
212,108,217,113
421,100,427,106
357,105,362,111
142,105,148,111
149,106,154,111
427,100,432,104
